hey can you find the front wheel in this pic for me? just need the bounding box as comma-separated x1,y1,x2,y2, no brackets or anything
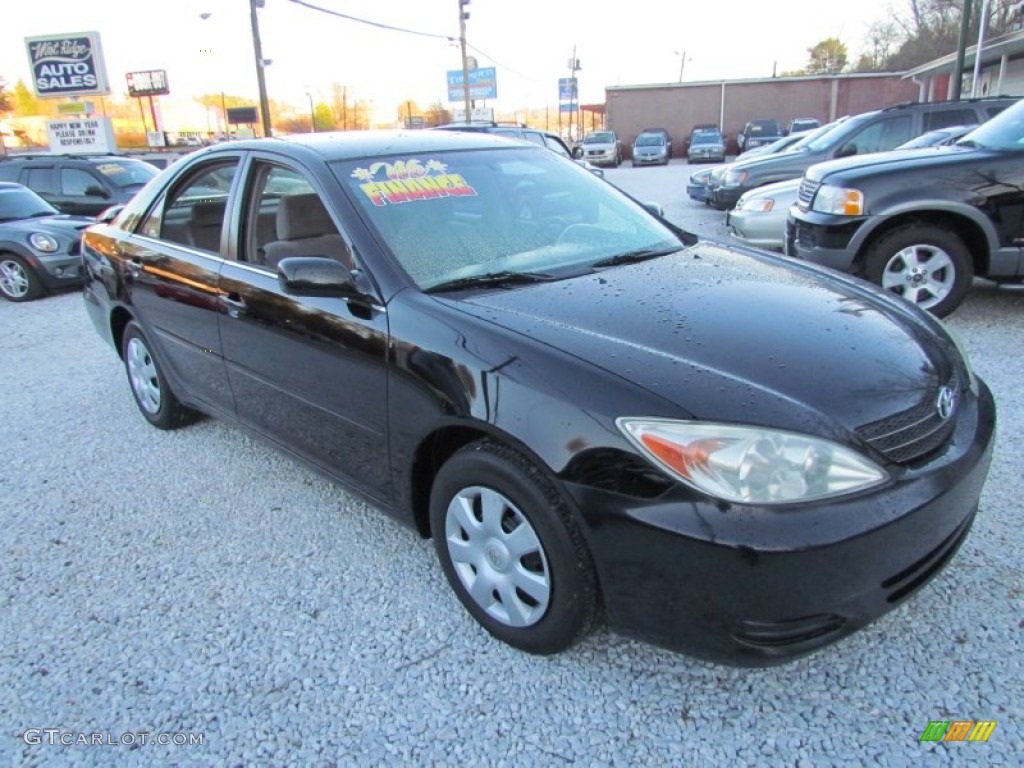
0,255,43,302
430,440,601,654
121,321,196,430
862,224,973,318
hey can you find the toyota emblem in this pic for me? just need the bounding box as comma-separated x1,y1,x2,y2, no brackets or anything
936,386,957,420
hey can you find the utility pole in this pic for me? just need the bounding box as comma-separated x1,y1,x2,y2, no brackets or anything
458,0,472,121
971,0,992,97
568,48,580,142
952,0,974,100
249,0,272,137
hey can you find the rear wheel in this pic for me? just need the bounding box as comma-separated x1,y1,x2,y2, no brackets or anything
122,321,196,430
430,439,600,654
863,224,973,318
0,254,43,302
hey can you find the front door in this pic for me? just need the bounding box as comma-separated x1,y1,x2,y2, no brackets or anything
217,159,392,500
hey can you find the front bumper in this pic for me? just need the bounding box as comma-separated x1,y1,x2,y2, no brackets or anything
689,150,725,163
785,212,867,271
28,251,85,290
633,153,667,165
566,381,996,666
686,183,709,202
707,184,744,210
727,207,786,250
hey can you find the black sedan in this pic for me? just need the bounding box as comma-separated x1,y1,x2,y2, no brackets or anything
0,182,91,302
81,131,995,665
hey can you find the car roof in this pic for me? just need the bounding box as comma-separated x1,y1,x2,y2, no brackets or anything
195,129,523,162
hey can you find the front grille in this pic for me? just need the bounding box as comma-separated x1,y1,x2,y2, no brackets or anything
797,178,820,210
855,372,961,464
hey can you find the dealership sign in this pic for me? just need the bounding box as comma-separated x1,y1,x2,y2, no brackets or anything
26,31,110,98
126,70,169,98
446,67,497,102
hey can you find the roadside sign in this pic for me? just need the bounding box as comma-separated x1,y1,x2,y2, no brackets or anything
446,67,497,102
26,32,110,98
46,117,116,153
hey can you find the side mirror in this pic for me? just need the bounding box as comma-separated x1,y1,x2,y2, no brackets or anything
84,185,111,199
277,256,356,297
642,201,665,218
572,146,583,159
96,204,125,224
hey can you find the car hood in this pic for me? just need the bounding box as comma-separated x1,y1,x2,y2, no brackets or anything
635,145,666,154
583,142,617,150
0,214,94,238
805,146,981,183
451,241,958,439
742,178,801,202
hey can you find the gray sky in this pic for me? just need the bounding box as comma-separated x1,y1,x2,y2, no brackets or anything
3,0,906,118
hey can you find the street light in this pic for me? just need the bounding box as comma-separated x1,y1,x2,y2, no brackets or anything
307,92,316,132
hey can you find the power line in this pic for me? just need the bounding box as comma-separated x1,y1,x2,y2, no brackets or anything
287,0,455,41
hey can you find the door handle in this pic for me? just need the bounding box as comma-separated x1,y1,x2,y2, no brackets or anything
220,292,247,318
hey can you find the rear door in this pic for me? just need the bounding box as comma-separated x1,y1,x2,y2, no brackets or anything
121,156,242,416
216,156,392,499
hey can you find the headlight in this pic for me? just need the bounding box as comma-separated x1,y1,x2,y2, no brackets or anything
723,169,748,187
738,197,774,213
28,233,59,253
617,418,887,504
811,184,865,215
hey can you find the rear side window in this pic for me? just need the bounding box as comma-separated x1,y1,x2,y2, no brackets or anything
924,109,976,131
25,167,57,195
139,162,238,254
845,116,913,154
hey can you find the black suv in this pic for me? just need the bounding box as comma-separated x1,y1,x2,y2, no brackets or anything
738,119,783,153
787,97,1024,318
710,98,1017,210
0,154,159,217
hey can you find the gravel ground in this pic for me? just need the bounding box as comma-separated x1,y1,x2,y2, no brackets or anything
2,161,1022,766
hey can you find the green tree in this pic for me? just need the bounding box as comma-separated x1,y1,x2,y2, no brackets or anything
806,38,849,74
424,101,451,128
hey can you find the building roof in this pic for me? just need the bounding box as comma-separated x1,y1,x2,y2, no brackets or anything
903,29,1024,79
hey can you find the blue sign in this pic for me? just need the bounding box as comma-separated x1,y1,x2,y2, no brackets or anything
558,78,577,102
446,67,498,102
26,31,109,98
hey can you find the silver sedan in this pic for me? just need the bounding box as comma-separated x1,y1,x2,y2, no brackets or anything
725,179,799,250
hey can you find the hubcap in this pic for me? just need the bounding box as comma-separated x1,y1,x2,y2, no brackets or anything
445,486,551,628
0,260,29,298
126,337,162,414
880,244,956,309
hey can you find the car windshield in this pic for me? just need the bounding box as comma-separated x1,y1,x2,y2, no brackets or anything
691,133,721,145
0,185,58,221
583,132,615,144
635,134,665,147
802,112,874,152
786,118,848,152
955,99,1024,150
91,160,159,188
336,147,682,291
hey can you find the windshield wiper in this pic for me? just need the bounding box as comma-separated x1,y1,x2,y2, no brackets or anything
591,246,683,269
425,270,556,294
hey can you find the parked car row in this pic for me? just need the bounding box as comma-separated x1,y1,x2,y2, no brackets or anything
688,96,1021,318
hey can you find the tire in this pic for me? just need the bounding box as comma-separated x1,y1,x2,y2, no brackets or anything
121,321,196,430
429,439,601,655
862,224,973,318
0,254,43,302
614,151,621,168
